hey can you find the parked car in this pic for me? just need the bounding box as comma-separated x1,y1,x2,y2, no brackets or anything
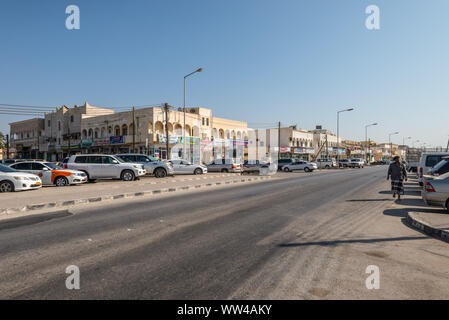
115,154,174,178
9,161,87,186
316,158,337,169
282,160,317,172
422,172,449,213
66,154,146,182
429,157,449,177
277,158,294,170
338,159,352,168
169,159,207,175
418,153,449,186
206,159,243,173
243,160,277,174
370,160,387,165
0,164,42,192
350,158,365,168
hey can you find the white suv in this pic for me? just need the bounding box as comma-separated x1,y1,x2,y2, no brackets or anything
67,154,146,182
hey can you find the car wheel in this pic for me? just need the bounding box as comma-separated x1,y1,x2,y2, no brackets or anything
304,167,311,172
154,168,167,178
121,170,135,181
283,167,291,172
325,165,330,169
194,168,203,175
55,176,69,187
221,169,229,173
0,181,14,193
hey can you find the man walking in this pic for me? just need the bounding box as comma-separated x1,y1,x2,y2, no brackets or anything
387,156,408,201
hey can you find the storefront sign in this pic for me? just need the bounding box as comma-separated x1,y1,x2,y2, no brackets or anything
80,140,93,147
94,139,110,146
110,136,124,144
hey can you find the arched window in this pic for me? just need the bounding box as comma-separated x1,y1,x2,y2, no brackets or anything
114,125,120,136
122,124,128,136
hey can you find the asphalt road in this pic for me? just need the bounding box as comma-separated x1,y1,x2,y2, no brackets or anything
1,166,449,299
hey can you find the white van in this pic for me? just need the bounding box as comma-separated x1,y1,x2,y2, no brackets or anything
67,154,146,182
418,152,449,186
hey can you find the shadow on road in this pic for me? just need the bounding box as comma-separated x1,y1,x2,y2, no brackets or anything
278,235,428,247
379,190,421,196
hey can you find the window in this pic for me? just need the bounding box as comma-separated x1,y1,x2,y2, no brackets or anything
88,156,103,164
12,163,32,170
102,156,116,164
70,115,74,123
48,120,51,127
426,156,444,167
118,155,135,162
74,156,87,164
202,118,205,125
32,163,45,170
206,118,209,126
58,122,61,131
0,165,16,173
137,155,150,162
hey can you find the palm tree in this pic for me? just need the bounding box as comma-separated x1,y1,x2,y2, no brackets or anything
0,132,5,150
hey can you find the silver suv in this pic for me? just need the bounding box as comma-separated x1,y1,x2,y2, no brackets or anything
67,154,146,182
115,154,174,178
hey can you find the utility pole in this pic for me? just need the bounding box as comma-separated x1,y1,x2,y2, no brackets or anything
164,103,170,160
132,106,136,153
277,121,281,162
6,134,10,159
446,137,449,152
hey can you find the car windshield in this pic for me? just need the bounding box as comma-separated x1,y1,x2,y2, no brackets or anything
44,162,62,170
0,164,17,173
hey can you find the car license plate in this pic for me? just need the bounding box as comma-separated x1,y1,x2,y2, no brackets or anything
35,182,41,186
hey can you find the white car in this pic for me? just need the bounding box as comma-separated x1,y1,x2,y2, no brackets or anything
9,161,88,186
316,158,337,169
169,159,207,175
0,164,42,192
66,154,146,182
283,161,318,172
418,153,449,186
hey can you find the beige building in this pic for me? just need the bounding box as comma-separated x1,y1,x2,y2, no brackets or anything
309,126,342,159
9,118,45,159
9,102,249,163
80,105,248,163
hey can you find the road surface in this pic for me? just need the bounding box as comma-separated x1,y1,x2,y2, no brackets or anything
1,166,449,299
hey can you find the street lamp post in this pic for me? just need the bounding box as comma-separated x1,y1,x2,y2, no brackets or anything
365,122,378,163
183,68,203,162
336,107,355,166
389,131,399,158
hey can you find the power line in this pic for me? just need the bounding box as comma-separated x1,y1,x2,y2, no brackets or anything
0,103,54,111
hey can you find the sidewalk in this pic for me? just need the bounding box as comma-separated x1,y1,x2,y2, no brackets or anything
407,211,449,243
0,173,271,215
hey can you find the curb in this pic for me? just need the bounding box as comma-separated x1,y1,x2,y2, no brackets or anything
406,212,449,243
0,175,272,216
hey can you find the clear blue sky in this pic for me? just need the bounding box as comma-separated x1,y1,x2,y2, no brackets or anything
1,0,448,147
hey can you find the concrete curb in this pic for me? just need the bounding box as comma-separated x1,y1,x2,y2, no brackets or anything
406,212,449,243
0,176,272,216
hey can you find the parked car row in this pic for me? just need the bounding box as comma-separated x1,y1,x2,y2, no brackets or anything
417,152,449,186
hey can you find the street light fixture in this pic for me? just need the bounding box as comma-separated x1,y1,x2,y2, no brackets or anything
336,107,355,166
183,68,203,161
389,131,399,158
365,122,378,163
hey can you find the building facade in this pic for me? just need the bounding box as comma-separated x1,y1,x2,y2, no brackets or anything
10,103,248,164
9,118,45,159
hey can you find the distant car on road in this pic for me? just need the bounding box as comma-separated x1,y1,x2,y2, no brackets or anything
316,158,336,169
206,159,242,173
370,161,387,166
282,160,317,172
9,161,87,186
418,152,449,186
422,172,449,213
67,154,146,182
350,158,365,168
115,154,174,178
0,164,42,192
169,159,207,175
338,159,352,168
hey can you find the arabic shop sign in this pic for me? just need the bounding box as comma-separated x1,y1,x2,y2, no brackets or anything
110,136,124,144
